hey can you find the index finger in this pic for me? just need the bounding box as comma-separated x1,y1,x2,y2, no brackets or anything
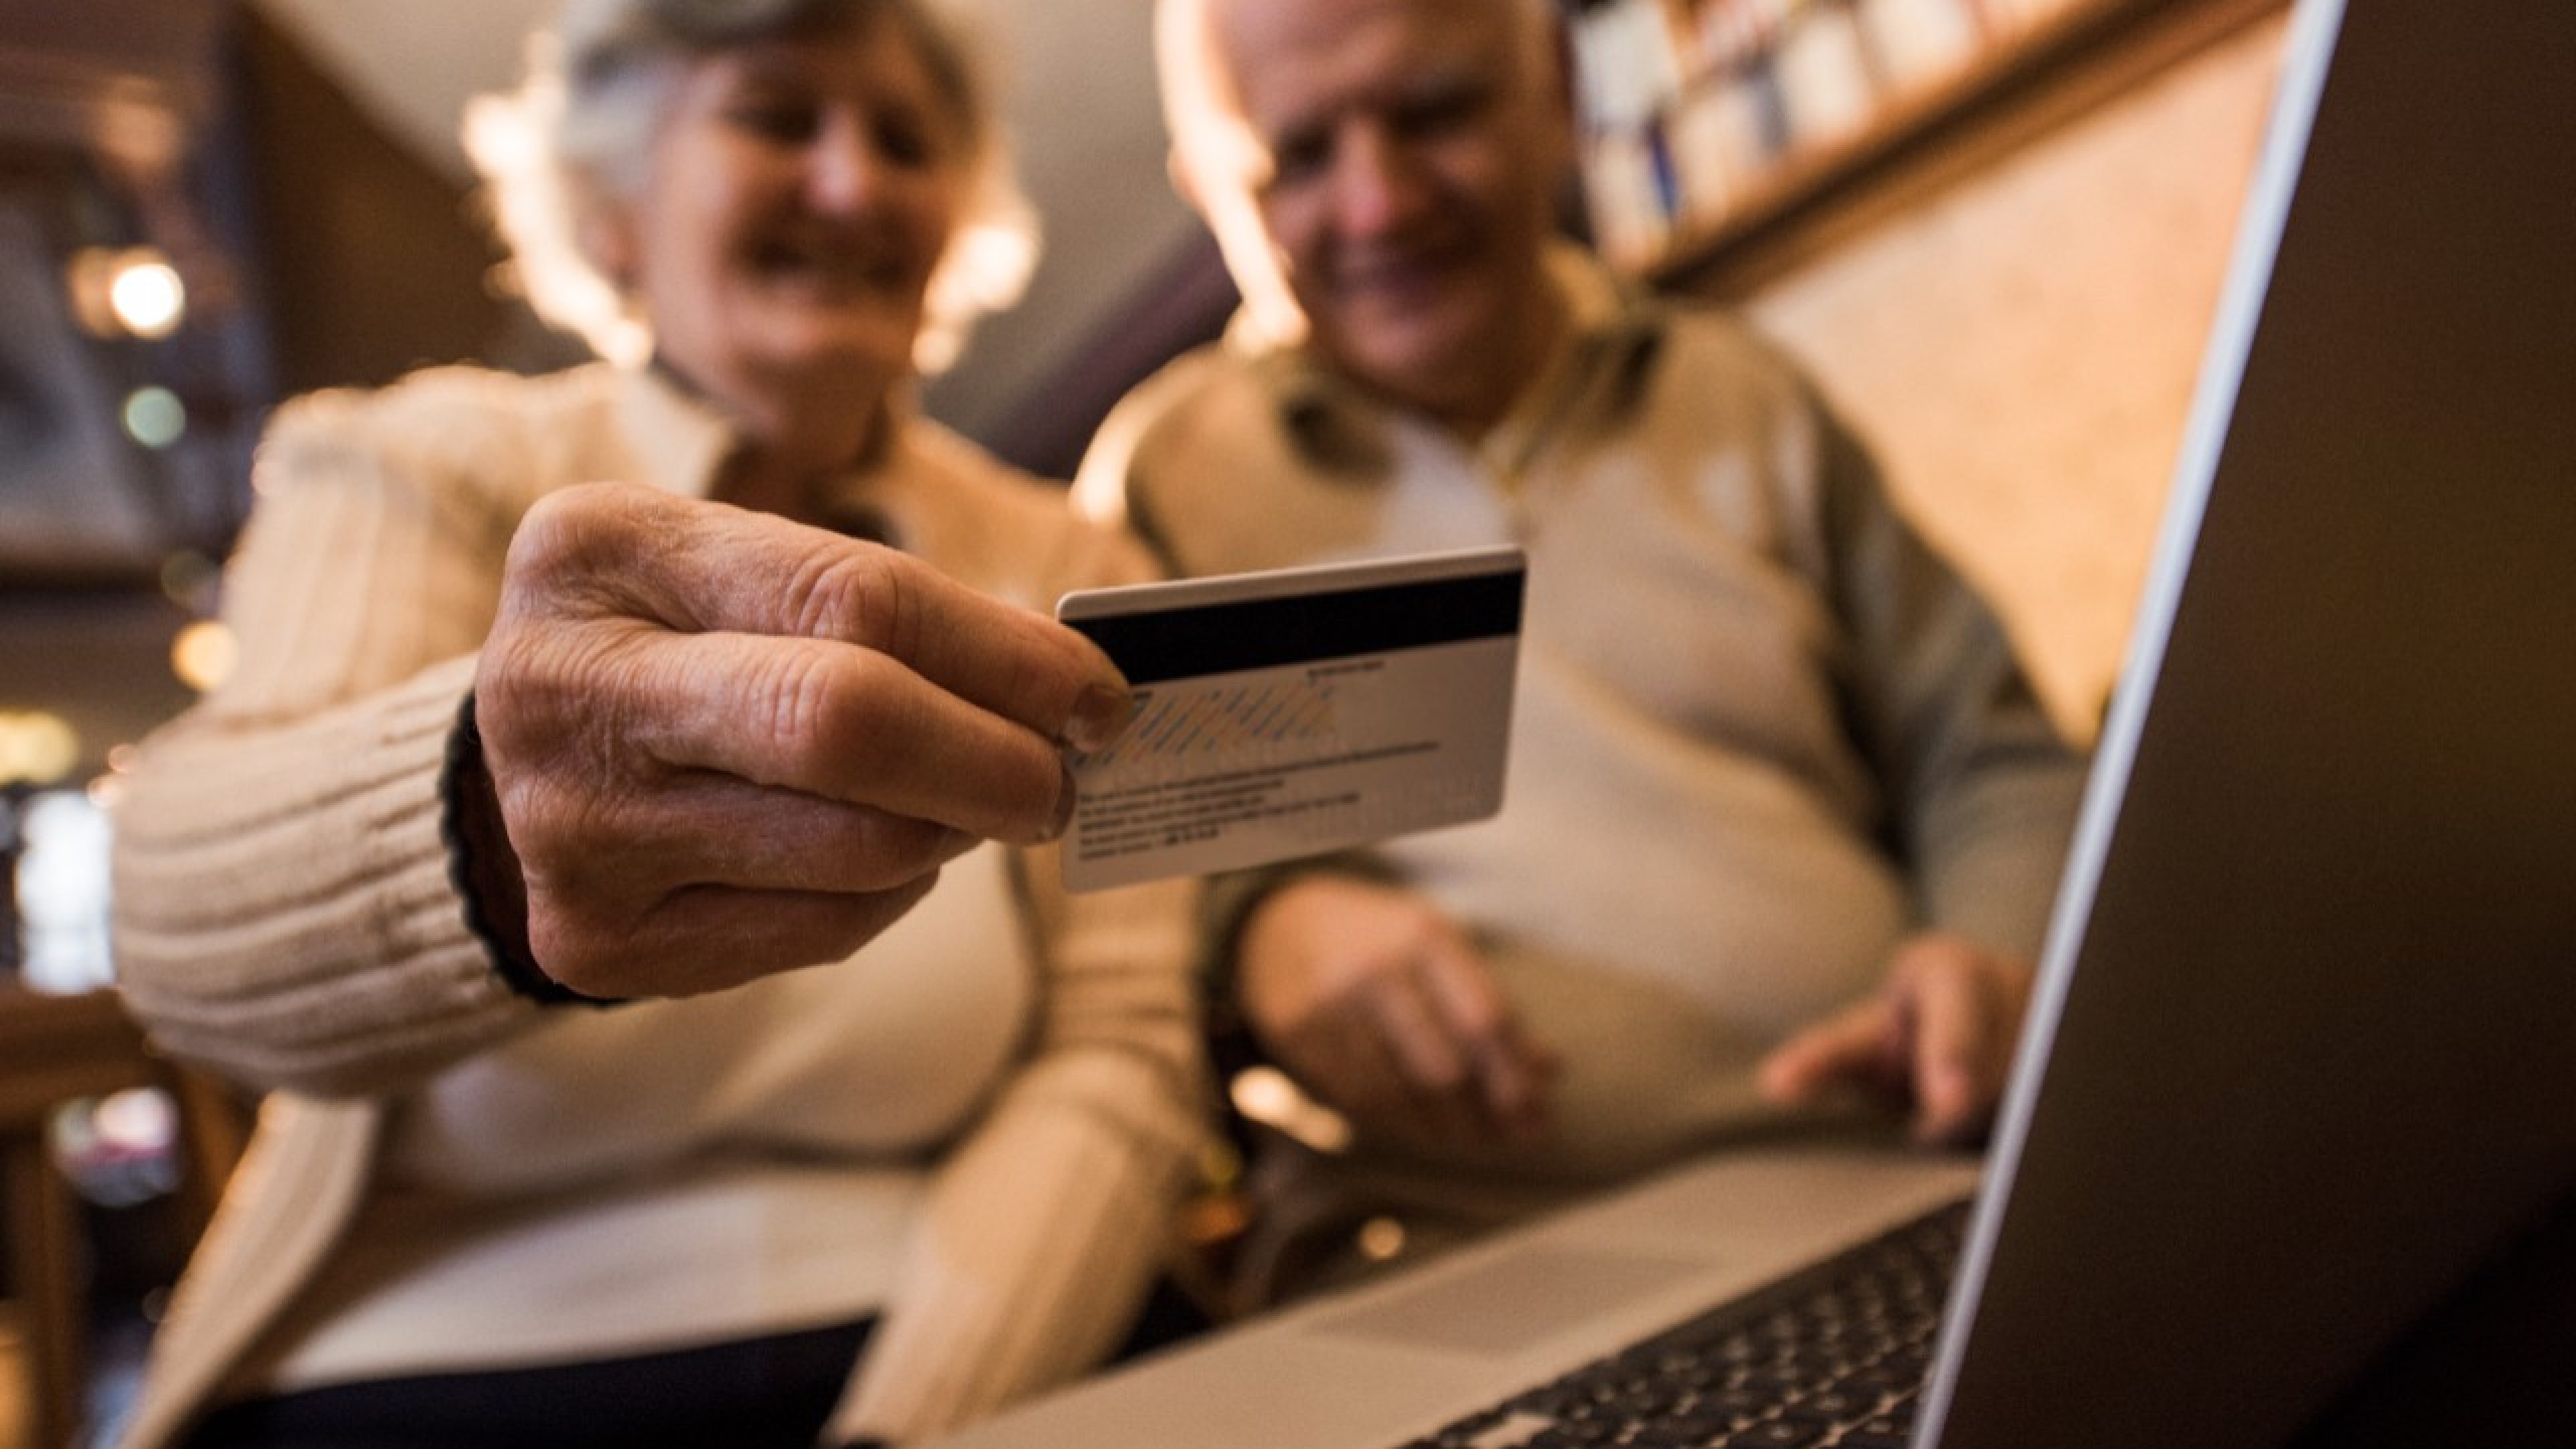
516,484,1136,751
1756,996,1899,1108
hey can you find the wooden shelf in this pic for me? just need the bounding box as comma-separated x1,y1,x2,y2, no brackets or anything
1627,0,2293,298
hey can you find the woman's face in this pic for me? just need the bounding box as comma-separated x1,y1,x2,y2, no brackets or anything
604,17,970,417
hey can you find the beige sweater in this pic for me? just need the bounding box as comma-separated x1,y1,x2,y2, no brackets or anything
108,364,1205,1447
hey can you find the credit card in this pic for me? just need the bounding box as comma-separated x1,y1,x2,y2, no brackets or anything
1056,546,1526,893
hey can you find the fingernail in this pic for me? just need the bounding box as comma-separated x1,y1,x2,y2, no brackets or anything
1044,756,1079,843
1063,682,1136,755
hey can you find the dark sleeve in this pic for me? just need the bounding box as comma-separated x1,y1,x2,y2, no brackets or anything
1811,400,2091,959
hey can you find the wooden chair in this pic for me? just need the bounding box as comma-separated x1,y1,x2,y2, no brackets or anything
1,985,244,1449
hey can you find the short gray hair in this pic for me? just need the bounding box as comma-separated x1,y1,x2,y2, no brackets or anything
466,0,1037,372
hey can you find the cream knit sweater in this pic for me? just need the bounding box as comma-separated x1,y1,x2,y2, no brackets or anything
108,363,1205,1448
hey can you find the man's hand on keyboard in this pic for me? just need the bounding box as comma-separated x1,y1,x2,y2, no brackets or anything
1756,932,2034,1147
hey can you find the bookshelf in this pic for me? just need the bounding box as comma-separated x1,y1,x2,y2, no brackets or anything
1566,0,2293,297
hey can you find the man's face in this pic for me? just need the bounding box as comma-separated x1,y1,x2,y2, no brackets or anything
1193,0,1569,424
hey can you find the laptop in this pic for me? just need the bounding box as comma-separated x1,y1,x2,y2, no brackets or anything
930,0,2576,1444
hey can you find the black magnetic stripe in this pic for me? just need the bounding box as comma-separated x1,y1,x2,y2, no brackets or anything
1069,570,1525,685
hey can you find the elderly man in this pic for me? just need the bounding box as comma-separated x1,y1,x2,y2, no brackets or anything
1077,0,2088,1304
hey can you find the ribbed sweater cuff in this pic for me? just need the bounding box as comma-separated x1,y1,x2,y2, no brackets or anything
437,690,621,1008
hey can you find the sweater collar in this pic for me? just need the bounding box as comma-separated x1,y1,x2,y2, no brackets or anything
611,362,739,503
1226,241,1667,474
608,362,912,547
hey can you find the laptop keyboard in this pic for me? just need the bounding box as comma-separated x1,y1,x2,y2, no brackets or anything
1391,1197,1972,1449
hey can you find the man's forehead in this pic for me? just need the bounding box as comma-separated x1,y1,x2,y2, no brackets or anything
1205,0,1521,121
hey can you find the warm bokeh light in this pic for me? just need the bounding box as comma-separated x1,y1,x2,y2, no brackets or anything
1228,1065,1354,1154
107,253,187,338
0,710,81,786
66,246,188,339
1355,1216,1408,1263
170,619,239,692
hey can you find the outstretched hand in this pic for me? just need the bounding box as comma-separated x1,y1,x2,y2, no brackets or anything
462,482,1135,999
1757,932,2035,1147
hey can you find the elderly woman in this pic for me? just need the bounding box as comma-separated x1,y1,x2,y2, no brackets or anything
105,2,1201,1447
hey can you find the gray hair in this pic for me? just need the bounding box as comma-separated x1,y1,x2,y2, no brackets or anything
466,0,1036,372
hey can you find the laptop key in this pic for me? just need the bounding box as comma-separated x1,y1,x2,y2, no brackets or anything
1811,1387,1880,1419
1725,1421,1824,1448
1839,1413,1914,1442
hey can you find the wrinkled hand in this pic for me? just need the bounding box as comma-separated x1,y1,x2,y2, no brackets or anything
1236,875,1557,1148
1756,932,2034,1147
465,482,1134,999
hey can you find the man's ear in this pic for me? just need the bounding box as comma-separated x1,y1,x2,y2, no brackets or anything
575,199,639,292
1166,146,1205,218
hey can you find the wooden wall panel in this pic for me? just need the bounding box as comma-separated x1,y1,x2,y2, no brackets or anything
1744,14,2287,739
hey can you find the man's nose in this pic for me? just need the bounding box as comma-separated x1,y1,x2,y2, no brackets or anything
808,115,882,213
1330,123,1430,237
